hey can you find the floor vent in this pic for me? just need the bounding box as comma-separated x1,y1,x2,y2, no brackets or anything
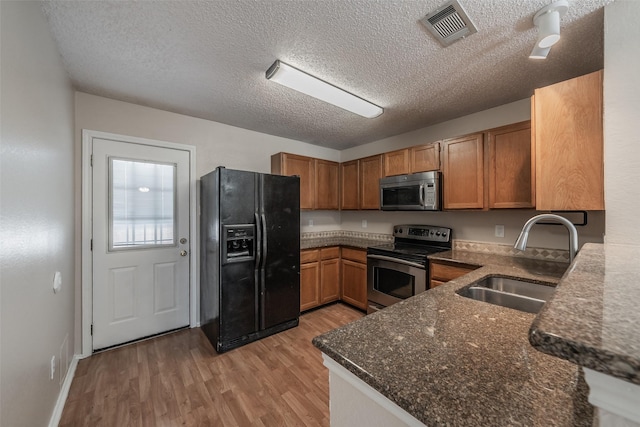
420,0,477,47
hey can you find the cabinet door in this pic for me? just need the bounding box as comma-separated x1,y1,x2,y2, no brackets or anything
534,70,604,210
383,149,409,177
359,155,383,210
487,121,534,209
340,160,359,210
320,257,340,304
442,133,484,209
341,259,367,310
410,142,440,173
300,260,320,312
315,159,339,210
271,153,315,210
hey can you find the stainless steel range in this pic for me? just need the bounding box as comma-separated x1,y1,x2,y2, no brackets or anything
367,224,452,314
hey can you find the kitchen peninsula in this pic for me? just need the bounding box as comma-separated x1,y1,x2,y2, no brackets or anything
313,251,591,426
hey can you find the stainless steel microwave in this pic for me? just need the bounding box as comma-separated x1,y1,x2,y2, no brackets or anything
379,171,441,211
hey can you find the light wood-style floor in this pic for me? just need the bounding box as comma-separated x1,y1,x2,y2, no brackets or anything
60,303,363,426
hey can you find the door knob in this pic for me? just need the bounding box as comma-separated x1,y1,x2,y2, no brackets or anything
180,238,188,244
180,250,188,257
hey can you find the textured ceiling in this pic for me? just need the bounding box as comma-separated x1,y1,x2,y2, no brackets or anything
41,0,611,150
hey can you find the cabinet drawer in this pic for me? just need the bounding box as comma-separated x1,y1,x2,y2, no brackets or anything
430,279,447,288
430,261,477,282
301,249,319,264
320,246,340,260
341,247,367,263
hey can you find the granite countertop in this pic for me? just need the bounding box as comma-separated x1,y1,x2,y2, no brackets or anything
530,243,640,385
313,252,592,426
300,231,392,250
300,236,377,250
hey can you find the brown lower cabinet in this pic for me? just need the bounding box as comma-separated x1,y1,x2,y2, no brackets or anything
300,247,342,312
340,247,368,310
429,259,478,288
300,246,367,312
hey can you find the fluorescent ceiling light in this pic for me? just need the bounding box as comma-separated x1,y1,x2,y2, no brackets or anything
266,60,383,119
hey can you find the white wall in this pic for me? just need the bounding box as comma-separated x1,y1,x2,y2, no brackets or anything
0,2,76,426
341,210,605,251
603,0,640,245
75,92,340,176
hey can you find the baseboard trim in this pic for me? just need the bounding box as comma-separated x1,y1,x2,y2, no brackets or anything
48,354,80,427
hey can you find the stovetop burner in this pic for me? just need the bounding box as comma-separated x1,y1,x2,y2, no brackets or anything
367,224,452,265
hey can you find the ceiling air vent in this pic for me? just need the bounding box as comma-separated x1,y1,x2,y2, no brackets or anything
420,0,477,47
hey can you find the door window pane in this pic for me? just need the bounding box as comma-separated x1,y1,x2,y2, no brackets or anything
110,158,176,250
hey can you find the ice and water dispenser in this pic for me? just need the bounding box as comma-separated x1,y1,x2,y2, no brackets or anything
222,224,255,264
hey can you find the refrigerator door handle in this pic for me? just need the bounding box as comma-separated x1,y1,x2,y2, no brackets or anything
260,213,268,329
254,212,262,267
254,212,262,331
261,213,268,266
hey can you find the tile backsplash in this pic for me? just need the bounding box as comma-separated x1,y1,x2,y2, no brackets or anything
300,231,570,262
453,240,570,262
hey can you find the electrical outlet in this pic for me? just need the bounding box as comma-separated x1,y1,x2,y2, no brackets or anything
495,225,505,238
50,356,56,380
308,219,314,227
361,220,367,228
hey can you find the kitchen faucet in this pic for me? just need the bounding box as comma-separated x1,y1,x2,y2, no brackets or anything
514,214,579,263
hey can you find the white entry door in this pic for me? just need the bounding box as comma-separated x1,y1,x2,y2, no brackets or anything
92,138,190,350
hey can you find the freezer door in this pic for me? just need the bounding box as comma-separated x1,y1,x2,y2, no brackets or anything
218,168,259,343
259,174,301,329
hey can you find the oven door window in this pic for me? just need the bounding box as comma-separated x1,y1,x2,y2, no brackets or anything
373,266,414,300
381,185,422,207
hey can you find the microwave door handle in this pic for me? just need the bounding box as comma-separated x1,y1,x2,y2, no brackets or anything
419,184,426,207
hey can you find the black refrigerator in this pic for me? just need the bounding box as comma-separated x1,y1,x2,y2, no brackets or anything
200,167,300,352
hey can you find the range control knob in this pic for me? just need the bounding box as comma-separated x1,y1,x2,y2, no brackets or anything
436,231,441,236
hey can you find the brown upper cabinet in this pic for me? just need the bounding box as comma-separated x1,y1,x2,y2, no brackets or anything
271,152,339,210
315,159,339,210
383,142,441,177
487,121,534,209
383,149,410,177
340,155,383,210
410,142,440,173
442,133,485,209
340,160,359,210
533,70,604,210
359,155,384,210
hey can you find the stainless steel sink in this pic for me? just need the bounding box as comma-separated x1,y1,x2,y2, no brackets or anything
456,276,555,314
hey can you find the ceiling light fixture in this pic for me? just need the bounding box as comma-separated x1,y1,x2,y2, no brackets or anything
529,45,551,60
529,0,568,59
265,60,383,119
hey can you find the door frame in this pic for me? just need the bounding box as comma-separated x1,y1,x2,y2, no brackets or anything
81,129,197,357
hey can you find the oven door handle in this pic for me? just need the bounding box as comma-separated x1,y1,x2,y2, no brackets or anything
367,254,425,269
